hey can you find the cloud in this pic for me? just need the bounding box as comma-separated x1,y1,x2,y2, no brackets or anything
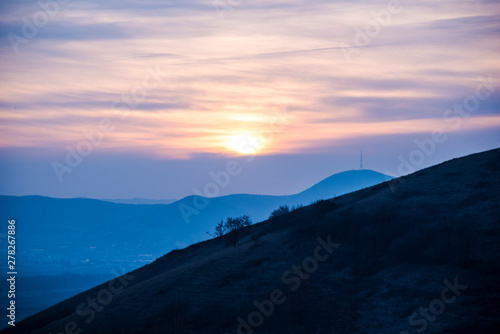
0,0,499,159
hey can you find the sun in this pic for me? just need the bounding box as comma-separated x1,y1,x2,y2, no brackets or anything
227,134,263,155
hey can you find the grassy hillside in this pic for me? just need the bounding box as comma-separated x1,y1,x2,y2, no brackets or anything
5,148,500,334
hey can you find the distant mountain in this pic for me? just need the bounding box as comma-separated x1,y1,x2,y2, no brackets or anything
0,169,392,274
99,198,178,205
293,169,391,203
9,148,500,334
98,169,390,212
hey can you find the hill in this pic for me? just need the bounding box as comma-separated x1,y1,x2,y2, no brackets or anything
8,148,500,334
292,169,391,203
0,169,391,276
98,198,178,205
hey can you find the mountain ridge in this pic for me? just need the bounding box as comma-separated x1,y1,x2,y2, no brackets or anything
44,169,392,207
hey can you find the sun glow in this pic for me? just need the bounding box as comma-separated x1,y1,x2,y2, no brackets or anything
227,134,264,155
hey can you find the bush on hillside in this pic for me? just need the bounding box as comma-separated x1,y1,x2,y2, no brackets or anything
269,204,291,218
215,215,252,235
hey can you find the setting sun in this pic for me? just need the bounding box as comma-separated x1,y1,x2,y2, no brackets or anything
227,134,264,155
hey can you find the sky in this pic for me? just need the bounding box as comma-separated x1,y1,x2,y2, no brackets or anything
0,0,499,199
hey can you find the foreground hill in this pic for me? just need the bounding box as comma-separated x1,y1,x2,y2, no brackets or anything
9,148,500,333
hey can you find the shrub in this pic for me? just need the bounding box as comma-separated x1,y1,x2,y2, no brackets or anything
214,220,226,237
209,215,253,246
269,204,291,218
225,215,252,231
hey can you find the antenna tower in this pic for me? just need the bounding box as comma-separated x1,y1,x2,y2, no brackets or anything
360,150,363,170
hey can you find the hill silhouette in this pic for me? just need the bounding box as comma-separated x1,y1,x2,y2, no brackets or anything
7,148,500,334
292,169,391,203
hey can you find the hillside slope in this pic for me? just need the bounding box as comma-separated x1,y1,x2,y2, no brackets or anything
5,149,500,333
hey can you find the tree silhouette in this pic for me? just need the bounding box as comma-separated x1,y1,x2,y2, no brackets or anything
209,215,252,246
